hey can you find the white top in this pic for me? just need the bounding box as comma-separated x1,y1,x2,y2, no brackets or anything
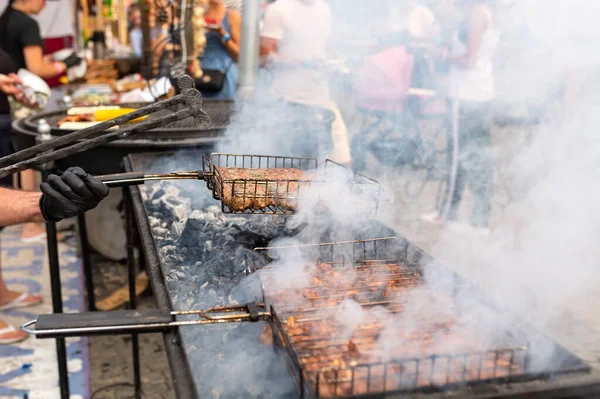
261,0,332,106
449,6,500,102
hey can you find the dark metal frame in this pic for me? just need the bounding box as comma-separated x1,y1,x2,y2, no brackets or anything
205,153,382,215
42,169,142,399
42,169,70,399
248,237,590,398
66,151,600,399
123,156,199,399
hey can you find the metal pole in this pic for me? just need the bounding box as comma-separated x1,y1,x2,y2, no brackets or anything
141,0,151,78
77,214,96,311
43,170,70,399
238,0,261,92
124,188,142,399
73,0,83,50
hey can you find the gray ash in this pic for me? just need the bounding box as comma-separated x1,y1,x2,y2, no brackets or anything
140,179,298,398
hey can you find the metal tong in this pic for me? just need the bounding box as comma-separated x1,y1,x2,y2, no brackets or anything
0,75,209,179
21,303,271,338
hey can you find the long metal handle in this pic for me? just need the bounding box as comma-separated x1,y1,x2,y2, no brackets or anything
95,170,207,188
21,303,271,338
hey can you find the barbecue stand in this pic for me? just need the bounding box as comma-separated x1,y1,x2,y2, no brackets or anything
0,78,381,398
0,75,208,399
22,237,595,399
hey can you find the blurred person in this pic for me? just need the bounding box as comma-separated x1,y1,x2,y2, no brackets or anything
0,50,18,190
422,0,500,234
0,167,109,344
430,0,462,44
129,4,143,57
151,6,180,77
198,0,241,99
260,0,351,165
384,0,439,45
0,0,82,241
382,1,441,90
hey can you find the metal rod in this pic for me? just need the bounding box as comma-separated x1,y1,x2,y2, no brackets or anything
238,0,261,92
0,95,184,169
98,171,205,188
44,169,70,399
22,311,274,337
77,214,96,311
0,107,198,178
125,159,199,399
124,188,142,399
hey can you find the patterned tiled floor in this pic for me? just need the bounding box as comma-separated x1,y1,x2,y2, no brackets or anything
0,226,88,399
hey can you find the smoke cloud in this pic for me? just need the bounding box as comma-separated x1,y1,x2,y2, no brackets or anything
138,0,600,396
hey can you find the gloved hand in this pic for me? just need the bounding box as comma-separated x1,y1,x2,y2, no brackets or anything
39,167,110,222
62,53,82,68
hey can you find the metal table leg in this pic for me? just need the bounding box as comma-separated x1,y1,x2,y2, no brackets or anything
124,187,142,399
42,170,70,399
77,214,96,311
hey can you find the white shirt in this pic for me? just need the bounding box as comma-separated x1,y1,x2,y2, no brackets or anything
449,7,500,102
261,0,332,106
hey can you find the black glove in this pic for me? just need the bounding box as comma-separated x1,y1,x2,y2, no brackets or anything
40,167,110,222
62,53,82,68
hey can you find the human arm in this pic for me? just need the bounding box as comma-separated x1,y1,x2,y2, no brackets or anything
20,20,67,78
23,46,66,78
150,25,170,66
259,3,283,66
0,167,109,226
0,73,22,95
449,6,488,69
0,188,44,225
208,9,241,62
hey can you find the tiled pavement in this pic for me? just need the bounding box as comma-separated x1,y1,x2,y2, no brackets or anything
0,226,88,399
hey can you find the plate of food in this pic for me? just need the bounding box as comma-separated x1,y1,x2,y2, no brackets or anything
56,106,146,130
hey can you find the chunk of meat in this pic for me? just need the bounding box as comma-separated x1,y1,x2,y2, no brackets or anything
214,167,306,211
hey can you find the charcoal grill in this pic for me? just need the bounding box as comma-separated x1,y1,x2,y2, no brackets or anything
23,237,593,398
246,237,592,398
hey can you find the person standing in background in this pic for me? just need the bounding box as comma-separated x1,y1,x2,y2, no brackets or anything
0,0,81,241
150,5,181,77
198,0,241,99
128,4,143,57
260,0,351,165
0,49,17,190
431,0,462,44
422,0,500,234
385,0,439,43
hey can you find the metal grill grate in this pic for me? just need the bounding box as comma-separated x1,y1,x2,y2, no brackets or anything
247,238,581,398
203,153,381,215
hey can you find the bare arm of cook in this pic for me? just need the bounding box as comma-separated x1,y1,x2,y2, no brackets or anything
224,9,242,62
450,5,489,69
259,2,283,66
0,167,109,226
0,188,44,224
23,46,66,78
